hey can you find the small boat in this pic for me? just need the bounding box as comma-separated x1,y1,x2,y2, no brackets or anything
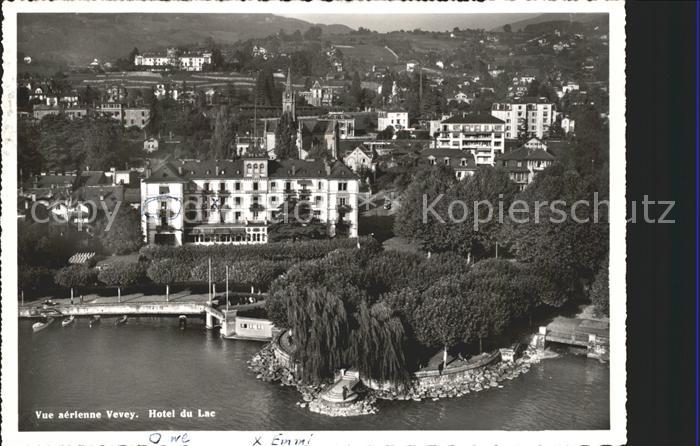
89,315,101,327
115,315,128,326
32,317,54,332
61,316,75,327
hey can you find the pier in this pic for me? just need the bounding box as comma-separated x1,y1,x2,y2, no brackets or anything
19,292,274,341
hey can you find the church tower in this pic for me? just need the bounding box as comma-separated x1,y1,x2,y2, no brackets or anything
282,67,296,117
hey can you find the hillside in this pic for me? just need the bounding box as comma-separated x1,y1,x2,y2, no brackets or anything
493,13,608,32
17,13,353,65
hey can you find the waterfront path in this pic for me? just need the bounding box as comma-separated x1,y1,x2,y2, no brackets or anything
19,290,265,318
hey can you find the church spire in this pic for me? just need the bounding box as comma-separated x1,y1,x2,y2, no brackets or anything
282,66,296,118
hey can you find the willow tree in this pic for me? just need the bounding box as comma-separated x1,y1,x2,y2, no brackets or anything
351,301,410,385
287,286,350,384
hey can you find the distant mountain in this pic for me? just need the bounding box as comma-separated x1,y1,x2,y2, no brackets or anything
18,13,353,65
493,13,608,32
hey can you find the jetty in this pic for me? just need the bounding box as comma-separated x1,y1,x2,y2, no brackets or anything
19,292,274,341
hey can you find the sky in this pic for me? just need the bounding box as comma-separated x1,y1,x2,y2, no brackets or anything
279,13,539,33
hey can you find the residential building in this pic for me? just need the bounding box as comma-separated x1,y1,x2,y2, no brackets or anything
96,103,150,129
140,158,360,246
435,114,505,165
297,118,340,160
420,148,477,181
343,146,377,172
32,105,88,121
377,110,409,132
496,143,557,190
491,98,555,140
134,49,212,72
406,60,420,73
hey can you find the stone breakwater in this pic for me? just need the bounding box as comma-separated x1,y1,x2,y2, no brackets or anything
247,344,378,416
249,342,548,417
372,346,543,401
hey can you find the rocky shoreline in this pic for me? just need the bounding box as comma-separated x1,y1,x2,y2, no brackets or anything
248,341,548,417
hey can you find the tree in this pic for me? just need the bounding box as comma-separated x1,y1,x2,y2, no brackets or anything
98,262,147,301
445,167,519,260
393,164,457,254
304,25,323,41
503,24,512,33
19,266,55,299
287,286,350,384
590,257,609,317
351,301,411,384
99,207,144,255
274,112,298,159
128,47,140,68
210,105,236,159
499,164,608,306
55,265,97,301
413,279,470,368
147,259,182,301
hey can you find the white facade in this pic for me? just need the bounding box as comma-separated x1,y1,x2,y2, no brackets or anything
343,147,375,172
141,159,360,246
491,101,555,139
378,111,409,132
135,52,212,72
435,116,505,165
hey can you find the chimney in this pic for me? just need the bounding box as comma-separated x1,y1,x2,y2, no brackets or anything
178,166,183,176
146,167,152,179
291,164,296,176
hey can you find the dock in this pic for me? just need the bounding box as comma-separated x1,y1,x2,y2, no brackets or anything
19,296,274,341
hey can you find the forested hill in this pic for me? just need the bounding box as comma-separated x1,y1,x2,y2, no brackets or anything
18,14,352,65
493,13,608,32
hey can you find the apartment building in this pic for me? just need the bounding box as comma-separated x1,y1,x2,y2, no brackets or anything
491,98,555,140
435,114,505,165
140,157,360,246
377,110,409,132
134,49,212,72
96,103,150,129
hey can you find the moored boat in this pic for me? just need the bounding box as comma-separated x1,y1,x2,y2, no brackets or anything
32,317,54,332
115,315,128,326
61,316,75,327
89,315,101,327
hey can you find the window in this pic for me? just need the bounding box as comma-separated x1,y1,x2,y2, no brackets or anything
313,210,321,217
235,182,241,191
338,197,347,206
318,181,323,190
285,181,291,191
444,158,450,166
203,183,210,191
270,182,276,190
235,197,241,205
159,186,169,194
271,196,277,203
219,183,226,192
460,159,467,167
338,182,348,191
253,211,259,220
253,182,259,191
315,196,322,204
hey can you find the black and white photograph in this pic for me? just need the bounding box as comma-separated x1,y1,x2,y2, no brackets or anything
2,1,628,445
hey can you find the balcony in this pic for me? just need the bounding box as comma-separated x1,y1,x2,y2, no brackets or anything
249,203,265,212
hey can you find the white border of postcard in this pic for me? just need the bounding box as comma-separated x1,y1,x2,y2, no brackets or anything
1,1,626,445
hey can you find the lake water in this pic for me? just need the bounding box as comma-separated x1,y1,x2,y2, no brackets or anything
19,317,609,431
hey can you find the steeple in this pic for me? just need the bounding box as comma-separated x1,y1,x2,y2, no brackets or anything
282,66,296,118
